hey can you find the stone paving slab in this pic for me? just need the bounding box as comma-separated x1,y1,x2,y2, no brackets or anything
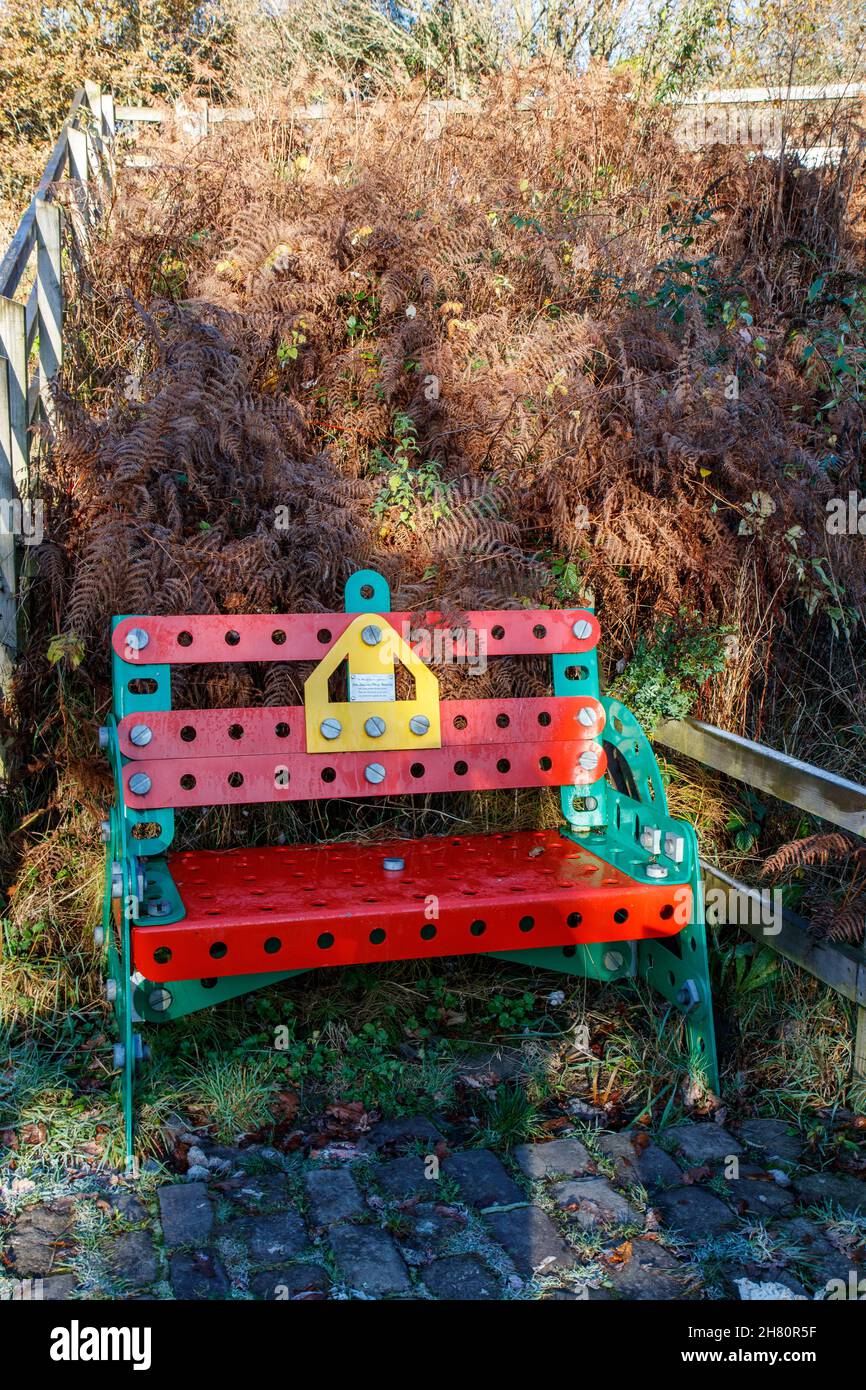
608,1238,699,1300
794,1170,866,1214
249,1264,330,1300
8,1204,74,1276
328,1224,412,1295
597,1132,683,1190
443,1149,525,1208
109,1230,159,1287
374,1155,431,1201
157,1183,213,1247
247,1211,309,1263
305,1168,365,1226
738,1118,802,1163
653,1185,738,1240
513,1138,593,1180
170,1250,229,1299
551,1177,639,1230
483,1205,575,1276
422,1253,501,1300
667,1123,743,1165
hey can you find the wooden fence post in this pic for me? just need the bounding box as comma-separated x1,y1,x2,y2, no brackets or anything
36,200,63,401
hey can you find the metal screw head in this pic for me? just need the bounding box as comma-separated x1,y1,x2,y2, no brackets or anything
146,898,170,917
130,723,153,747
128,772,152,796
572,618,592,640
646,862,668,879
320,717,342,740
98,725,109,750
578,749,599,771
148,987,173,1013
408,714,430,736
110,861,123,899
383,857,405,871
365,715,386,738
93,924,106,946
365,762,386,784
100,819,111,844
584,796,598,811
603,950,625,973
125,627,149,651
105,978,117,1003
576,707,595,727
361,624,382,646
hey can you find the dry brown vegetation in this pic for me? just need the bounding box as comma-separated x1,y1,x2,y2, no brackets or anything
3,70,866,1018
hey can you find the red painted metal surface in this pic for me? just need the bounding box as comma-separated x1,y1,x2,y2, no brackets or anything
112,608,600,664
122,740,607,808
118,696,605,760
132,830,690,980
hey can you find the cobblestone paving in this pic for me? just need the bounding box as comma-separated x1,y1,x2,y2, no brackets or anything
2,1111,865,1301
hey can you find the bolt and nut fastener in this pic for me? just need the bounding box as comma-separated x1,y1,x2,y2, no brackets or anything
100,819,111,844
113,1043,126,1069
129,772,152,796
148,988,173,1013
320,718,342,740
646,862,668,879
603,950,625,973
125,628,149,651
110,861,123,899
129,723,153,747
584,796,599,811
664,831,686,864
98,726,109,750
361,624,382,646
578,750,599,771
105,978,118,1003
93,925,106,946
640,826,662,855
146,898,171,917
365,763,386,784
409,714,430,736
572,618,593,640
676,980,700,1012
365,716,386,738
576,707,596,727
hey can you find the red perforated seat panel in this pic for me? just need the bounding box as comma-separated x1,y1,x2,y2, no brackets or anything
132,830,689,981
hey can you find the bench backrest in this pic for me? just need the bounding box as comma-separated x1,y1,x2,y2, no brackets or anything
110,568,608,855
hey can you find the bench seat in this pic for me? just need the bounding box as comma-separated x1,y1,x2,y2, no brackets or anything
131,829,689,980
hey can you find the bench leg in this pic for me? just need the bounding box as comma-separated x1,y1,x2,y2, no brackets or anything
637,900,719,1096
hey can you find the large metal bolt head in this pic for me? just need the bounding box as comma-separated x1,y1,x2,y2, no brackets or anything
664,831,686,864
98,725,109,750
128,772,152,796
383,857,405,871
578,749,599,771
365,762,386,784
100,819,111,844
361,624,382,646
603,950,625,973
130,723,153,747
112,1043,126,1069
105,977,117,1003
676,980,700,1012
320,717,342,740
640,825,662,855
125,627,149,651
365,716,386,738
110,861,123,899
646,862,668,879
572,618,592,640
148,987,173,1013
577,706,596,727
146,898,170,917
409,714,430,736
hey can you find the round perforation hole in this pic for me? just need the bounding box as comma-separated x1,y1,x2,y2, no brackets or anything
321,767,336,783
153,946,172,965
275,722,290,738
420,924,437,941
453,760,468,777
532,624,547,640
491,624,505,640
564,665,589,682
177,630,193,647
660,904,674,921
200,978,217,989
360,583,374,600
613,908,629,924
562,945,576,958
453,714,468,731
369,928,386,945
180,725,196,742
228,724,244,740
316,628,332,644
225,630,240,647
264,937,282,954
495,713,510,729
470,920,486,937
180,773,196,790
317,932,334,950
537,711,551,727
271,629,286,645
228,771,244,788
496,758,511,774
518,915,535,933
539,756,552,771
410,763,425,779
567,911,582,928
209,942,228,959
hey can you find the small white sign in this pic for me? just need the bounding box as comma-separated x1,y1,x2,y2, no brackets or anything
349,672,396,702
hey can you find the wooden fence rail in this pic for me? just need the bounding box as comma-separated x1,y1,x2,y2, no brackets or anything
1,78,864,1084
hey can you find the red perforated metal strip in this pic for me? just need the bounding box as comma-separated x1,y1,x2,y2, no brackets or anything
122,740,607,808
112,608,600,664
118,696,605,760
132,830,689,980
